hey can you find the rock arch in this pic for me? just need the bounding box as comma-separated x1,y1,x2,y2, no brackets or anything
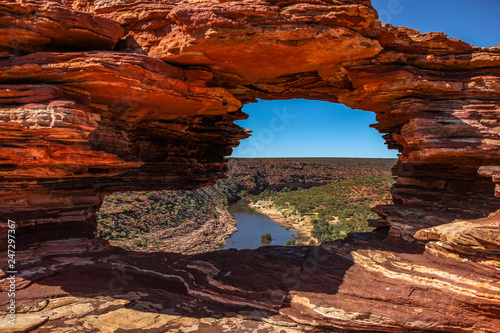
0,1,499,331
1,0,499,249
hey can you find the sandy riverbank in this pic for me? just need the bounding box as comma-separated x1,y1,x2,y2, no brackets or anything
249,200,318,245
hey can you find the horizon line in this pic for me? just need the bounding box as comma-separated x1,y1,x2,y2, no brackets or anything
228,156,398,159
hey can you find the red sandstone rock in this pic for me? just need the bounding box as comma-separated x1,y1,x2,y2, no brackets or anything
0,51,247,245
0,0,124,54
0,0,499,332
1,234,498,332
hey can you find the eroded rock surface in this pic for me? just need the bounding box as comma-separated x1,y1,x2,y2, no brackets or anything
1,234,499,332
0,0,499,331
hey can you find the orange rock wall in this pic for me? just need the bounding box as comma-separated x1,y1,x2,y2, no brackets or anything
1,1,500,332
1,0,499,248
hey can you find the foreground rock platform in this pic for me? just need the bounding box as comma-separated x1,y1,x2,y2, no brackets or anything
1,232,499,332
1,0,499,246
1,0,499,331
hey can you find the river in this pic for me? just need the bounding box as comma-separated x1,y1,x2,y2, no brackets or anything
223,201,298,250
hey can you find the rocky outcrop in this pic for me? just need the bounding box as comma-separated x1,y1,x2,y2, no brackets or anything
1,0,498,247
0,0,123,54
1,233,499,332
0,51,247,246
1,0,499,331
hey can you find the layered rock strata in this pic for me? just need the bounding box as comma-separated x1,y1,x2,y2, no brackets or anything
0,51,247,246
1,233,499,332
0,0,499,331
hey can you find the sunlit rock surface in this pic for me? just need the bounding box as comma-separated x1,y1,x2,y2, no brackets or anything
0,0,499,331
1,234,499,332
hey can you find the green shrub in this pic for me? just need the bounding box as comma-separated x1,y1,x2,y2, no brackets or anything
261,233,272,242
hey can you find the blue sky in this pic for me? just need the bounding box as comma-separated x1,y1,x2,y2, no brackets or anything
232,0,499,158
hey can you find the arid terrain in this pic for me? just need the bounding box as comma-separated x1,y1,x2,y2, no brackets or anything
250,174,394,244
98,158,395,253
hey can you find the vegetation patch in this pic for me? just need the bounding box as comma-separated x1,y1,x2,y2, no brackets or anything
261,233,272,242
250,175,394,243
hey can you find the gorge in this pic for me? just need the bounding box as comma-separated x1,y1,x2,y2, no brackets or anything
96,158,393,253
1,0,500,332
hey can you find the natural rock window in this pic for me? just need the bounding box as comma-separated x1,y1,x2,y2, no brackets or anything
1,1,499,332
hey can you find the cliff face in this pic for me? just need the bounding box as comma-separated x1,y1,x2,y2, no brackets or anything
1,0,499,332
